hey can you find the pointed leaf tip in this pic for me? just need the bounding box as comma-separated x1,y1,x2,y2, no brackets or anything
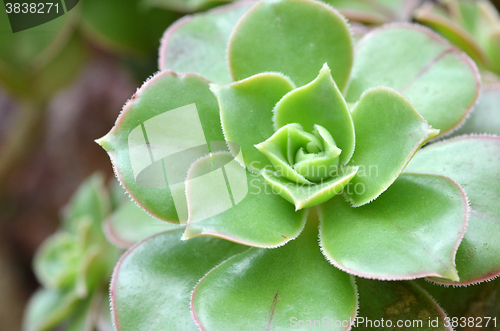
406,135,500,285
346,87,441,207
261,166,358,210
442,268,460,282
320,173,469,281
346,24,480,137
94,135,111,151
96,71,225,223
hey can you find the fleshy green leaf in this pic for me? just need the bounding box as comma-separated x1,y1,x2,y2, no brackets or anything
214,72,295,173
97,71,224,223
63,174,110,240
33,232,83,290
182,153,308,247
104,200,181,249
320,173,469,281
405,135,500,285
81,0,178,54
273,64,355,165
345,87,438,206
322,0,391,24
353,278,452,331
23,289,80,331
261,166,358,210
487,28,500,74
454,85,500,137
323,0,418,24
111,229,248,331
413,2,490,67
159,1,253,83
228,0,353,89
191,217,358,331
345,24,480,137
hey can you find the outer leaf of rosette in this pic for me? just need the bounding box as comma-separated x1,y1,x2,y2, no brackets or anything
212,72,296,173
110,229,249,331
96,71,224,224
324,0,419,24
405,135,500,285
345,24,481,138
322,0,391,24
159,1,255,84
413,2,490,67
345,87,439,207
319,173,469,281
273,63,355,165
191,216,358,331
261,166,358,211
182,152,308,248
228,0,353,90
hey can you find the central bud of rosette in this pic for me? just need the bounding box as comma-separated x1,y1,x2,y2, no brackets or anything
249,64,359,211
255,123,341,184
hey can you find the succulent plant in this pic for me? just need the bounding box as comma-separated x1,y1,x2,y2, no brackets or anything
97,0,500,330
23,175,119,331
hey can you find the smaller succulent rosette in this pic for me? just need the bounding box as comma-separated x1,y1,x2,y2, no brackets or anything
24,175,119,331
